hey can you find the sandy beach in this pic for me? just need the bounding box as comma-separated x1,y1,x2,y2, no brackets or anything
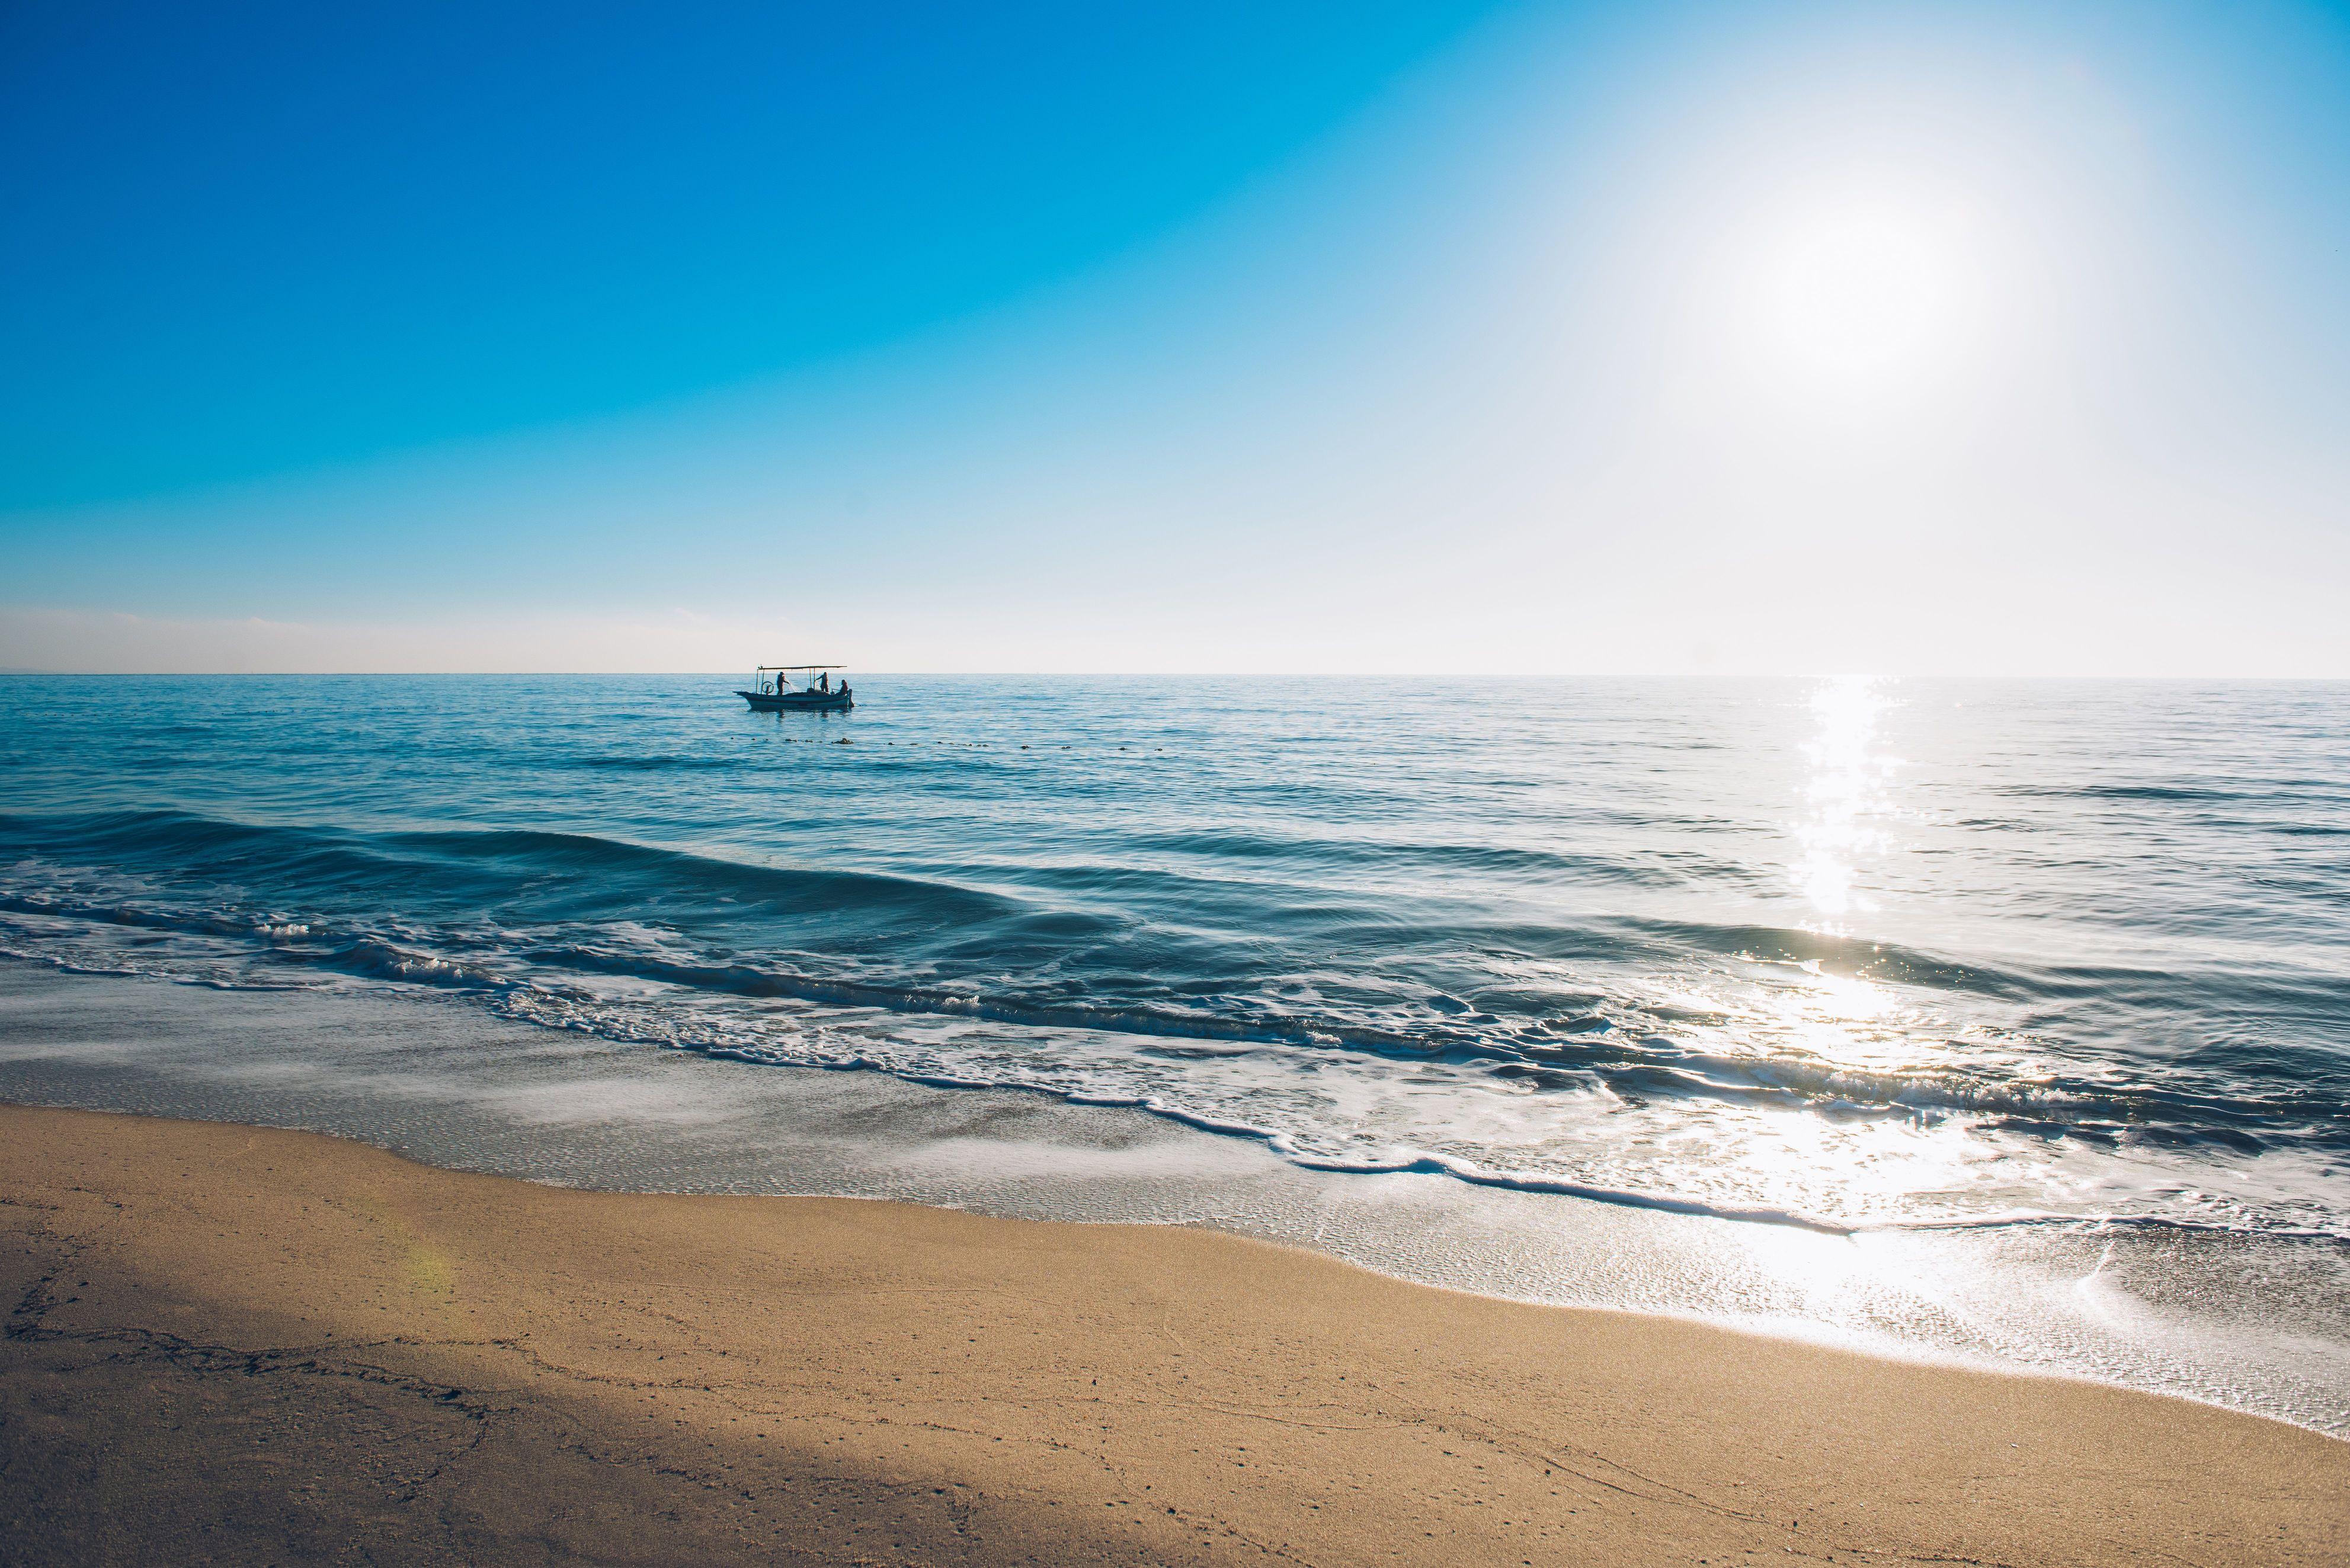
1,1102,2341,1566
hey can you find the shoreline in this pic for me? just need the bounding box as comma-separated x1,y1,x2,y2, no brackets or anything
4,1101,2343,1566
4,957,2348,1440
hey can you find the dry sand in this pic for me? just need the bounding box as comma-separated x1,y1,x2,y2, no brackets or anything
1,1102,2340,1566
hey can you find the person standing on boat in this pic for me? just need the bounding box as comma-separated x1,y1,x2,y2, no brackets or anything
818,672,830,694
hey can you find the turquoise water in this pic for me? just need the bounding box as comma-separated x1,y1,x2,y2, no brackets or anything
2,674,2345,1243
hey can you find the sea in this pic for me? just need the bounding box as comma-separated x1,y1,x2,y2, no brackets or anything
1,674,2344,1431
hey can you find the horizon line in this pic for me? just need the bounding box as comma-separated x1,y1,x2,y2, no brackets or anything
5,669,2349,683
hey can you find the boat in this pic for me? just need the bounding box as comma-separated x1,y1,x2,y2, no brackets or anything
739,665,854,711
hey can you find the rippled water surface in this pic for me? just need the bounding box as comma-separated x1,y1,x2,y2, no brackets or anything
4,674,2343,1245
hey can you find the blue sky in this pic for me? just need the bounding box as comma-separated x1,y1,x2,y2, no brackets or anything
4,0,2347,672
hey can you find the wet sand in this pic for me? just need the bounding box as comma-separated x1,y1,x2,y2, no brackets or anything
1,1103,2341,1566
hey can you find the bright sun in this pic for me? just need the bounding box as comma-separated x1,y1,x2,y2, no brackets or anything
1744,198,1981,397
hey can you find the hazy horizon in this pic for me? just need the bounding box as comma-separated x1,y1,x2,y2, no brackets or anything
6,1,2347,677
8,667,2350,684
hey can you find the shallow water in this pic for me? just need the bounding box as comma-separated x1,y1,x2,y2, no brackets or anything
1,674,2345,1425
4,964,2345,1434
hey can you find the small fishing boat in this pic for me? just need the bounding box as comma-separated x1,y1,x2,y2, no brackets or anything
739,664,854,711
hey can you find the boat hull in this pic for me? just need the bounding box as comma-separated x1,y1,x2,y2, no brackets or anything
738,690,853,711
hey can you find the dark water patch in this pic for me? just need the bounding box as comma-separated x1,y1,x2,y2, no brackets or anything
2006,783,2248,804
1118,825,1688,885
0,808,1033,933
569,753,748,772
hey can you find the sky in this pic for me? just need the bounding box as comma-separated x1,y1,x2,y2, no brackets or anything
3,0,2347,674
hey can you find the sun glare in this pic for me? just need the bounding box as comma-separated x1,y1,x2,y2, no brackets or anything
1740,197,1984,399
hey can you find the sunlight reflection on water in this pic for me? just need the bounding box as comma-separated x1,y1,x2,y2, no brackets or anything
1792,674,1900,926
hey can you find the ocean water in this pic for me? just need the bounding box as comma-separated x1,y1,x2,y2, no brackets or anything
2,674,2345,1426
